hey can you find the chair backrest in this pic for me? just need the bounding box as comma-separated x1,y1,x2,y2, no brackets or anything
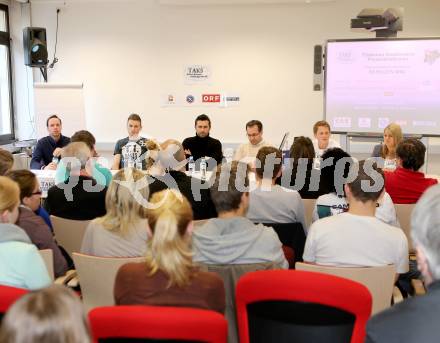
394,204,416,253
296,262,395,315
199,262,280,343
257,223,306,264
0,285,28,323
38,249,54,281
236,269,372,343
302,198,316,229
50,215,91,258
72,253,145,312
89,305,228,343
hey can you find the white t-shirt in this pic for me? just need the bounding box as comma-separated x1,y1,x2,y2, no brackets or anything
312,192,400,227
312,138,341,158
303,212,409,273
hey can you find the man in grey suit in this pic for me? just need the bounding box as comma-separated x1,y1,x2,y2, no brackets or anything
366,184,440,343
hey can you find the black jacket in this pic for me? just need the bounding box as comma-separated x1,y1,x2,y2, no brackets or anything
149,170,217,220
44,175,107,220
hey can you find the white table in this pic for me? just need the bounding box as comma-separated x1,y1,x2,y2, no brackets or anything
32,169,215,198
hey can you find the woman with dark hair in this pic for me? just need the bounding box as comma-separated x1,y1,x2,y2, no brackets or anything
312,148,399,227
283,136,322,199
384,138,438,204
8,170,68,277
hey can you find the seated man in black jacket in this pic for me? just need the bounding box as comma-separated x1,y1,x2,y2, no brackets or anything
148,139,217,220
44,142,107,220
182,114,223,171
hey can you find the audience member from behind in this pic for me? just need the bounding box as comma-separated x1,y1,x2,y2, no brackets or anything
312,120,340,158
0,285,91,343
385,138,437,204
284,136,322,199
112,113,149,170
182,114,223,170
148,139,217,220
313,148,399,227
304,161,408,277
30,115,70,170
0,176,51,290
114,189,225,313
192,161,288,268
247,146,306,229
366,184,440,343
0,148,14,175
8,170,68,277
56,130,112,187
234,120,272,163
44,142,107,220
371,123,403,171
0,148,53,230
81,168,149,257
144,139,165,176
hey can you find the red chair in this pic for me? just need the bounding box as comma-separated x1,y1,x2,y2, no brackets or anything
89,305,228,343
0,284,28,322
236,270,372,343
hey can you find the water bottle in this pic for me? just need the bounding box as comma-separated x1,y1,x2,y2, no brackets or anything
200,157,207,180
52,156,59,165
188,156,195,174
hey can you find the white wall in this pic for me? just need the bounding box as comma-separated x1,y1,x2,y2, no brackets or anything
22,0,439,141
8,0,440,172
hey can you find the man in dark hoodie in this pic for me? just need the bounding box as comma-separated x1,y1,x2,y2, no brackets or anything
191,161,288,268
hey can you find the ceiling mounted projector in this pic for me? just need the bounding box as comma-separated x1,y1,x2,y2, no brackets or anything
351,8,403,37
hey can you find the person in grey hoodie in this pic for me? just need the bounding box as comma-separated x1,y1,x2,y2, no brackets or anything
0,176,51,290
192,161,288,268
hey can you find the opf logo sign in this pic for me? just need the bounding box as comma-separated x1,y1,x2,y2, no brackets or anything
202,94,221,103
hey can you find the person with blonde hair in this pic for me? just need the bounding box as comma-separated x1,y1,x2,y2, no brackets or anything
144,139,165,176
45,142,107,220
80,168,149,257
0,176,51,290
114,189,225,314
372,123,403,170
0,285,91,343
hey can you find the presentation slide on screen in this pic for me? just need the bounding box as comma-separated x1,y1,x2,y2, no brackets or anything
325,39,440,135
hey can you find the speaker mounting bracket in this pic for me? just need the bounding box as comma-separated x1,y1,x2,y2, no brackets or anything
39,65,48,82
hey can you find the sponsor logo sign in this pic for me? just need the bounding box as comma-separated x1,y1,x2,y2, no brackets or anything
202,94,221,103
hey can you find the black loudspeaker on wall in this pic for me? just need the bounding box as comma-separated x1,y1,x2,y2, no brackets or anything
23,27,48,67
313,45,323,91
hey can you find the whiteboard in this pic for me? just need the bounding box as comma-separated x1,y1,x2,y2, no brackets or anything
34,83,86,139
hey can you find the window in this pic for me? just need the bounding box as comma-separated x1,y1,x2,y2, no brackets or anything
0,4,14,142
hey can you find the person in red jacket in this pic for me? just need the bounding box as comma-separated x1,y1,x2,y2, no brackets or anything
384,138,437,204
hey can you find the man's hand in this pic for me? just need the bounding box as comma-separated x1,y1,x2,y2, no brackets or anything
53,148,63,157
44,162,57,170
184,149,192,156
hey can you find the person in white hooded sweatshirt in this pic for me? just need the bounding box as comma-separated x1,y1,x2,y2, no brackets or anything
192,161,288,268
